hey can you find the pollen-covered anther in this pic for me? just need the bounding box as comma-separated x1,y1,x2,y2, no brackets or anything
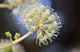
40,24,44,28
49,15,55,20
22,19,25,22
31,26,35,31
25,14,27,16
25,25,29,28
27,19,30,22
50,17,54,20
37,34,43,38
49,26,53,29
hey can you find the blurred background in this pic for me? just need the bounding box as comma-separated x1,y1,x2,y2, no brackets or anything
0,0,80,52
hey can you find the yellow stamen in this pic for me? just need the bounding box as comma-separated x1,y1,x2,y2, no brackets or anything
49,26,53,29
50,15,55,20
25,14,27,16
22,19,25,22
38,34,43,38
50,17,53,20
40,24,44,28
27,19,29,22
31,26,35,31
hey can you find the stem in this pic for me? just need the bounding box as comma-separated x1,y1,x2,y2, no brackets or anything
0,30,34,50
0,0,24,8
10,37,13,45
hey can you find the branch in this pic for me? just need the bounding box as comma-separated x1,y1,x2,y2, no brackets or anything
0,0,24,8
0,30,33,49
